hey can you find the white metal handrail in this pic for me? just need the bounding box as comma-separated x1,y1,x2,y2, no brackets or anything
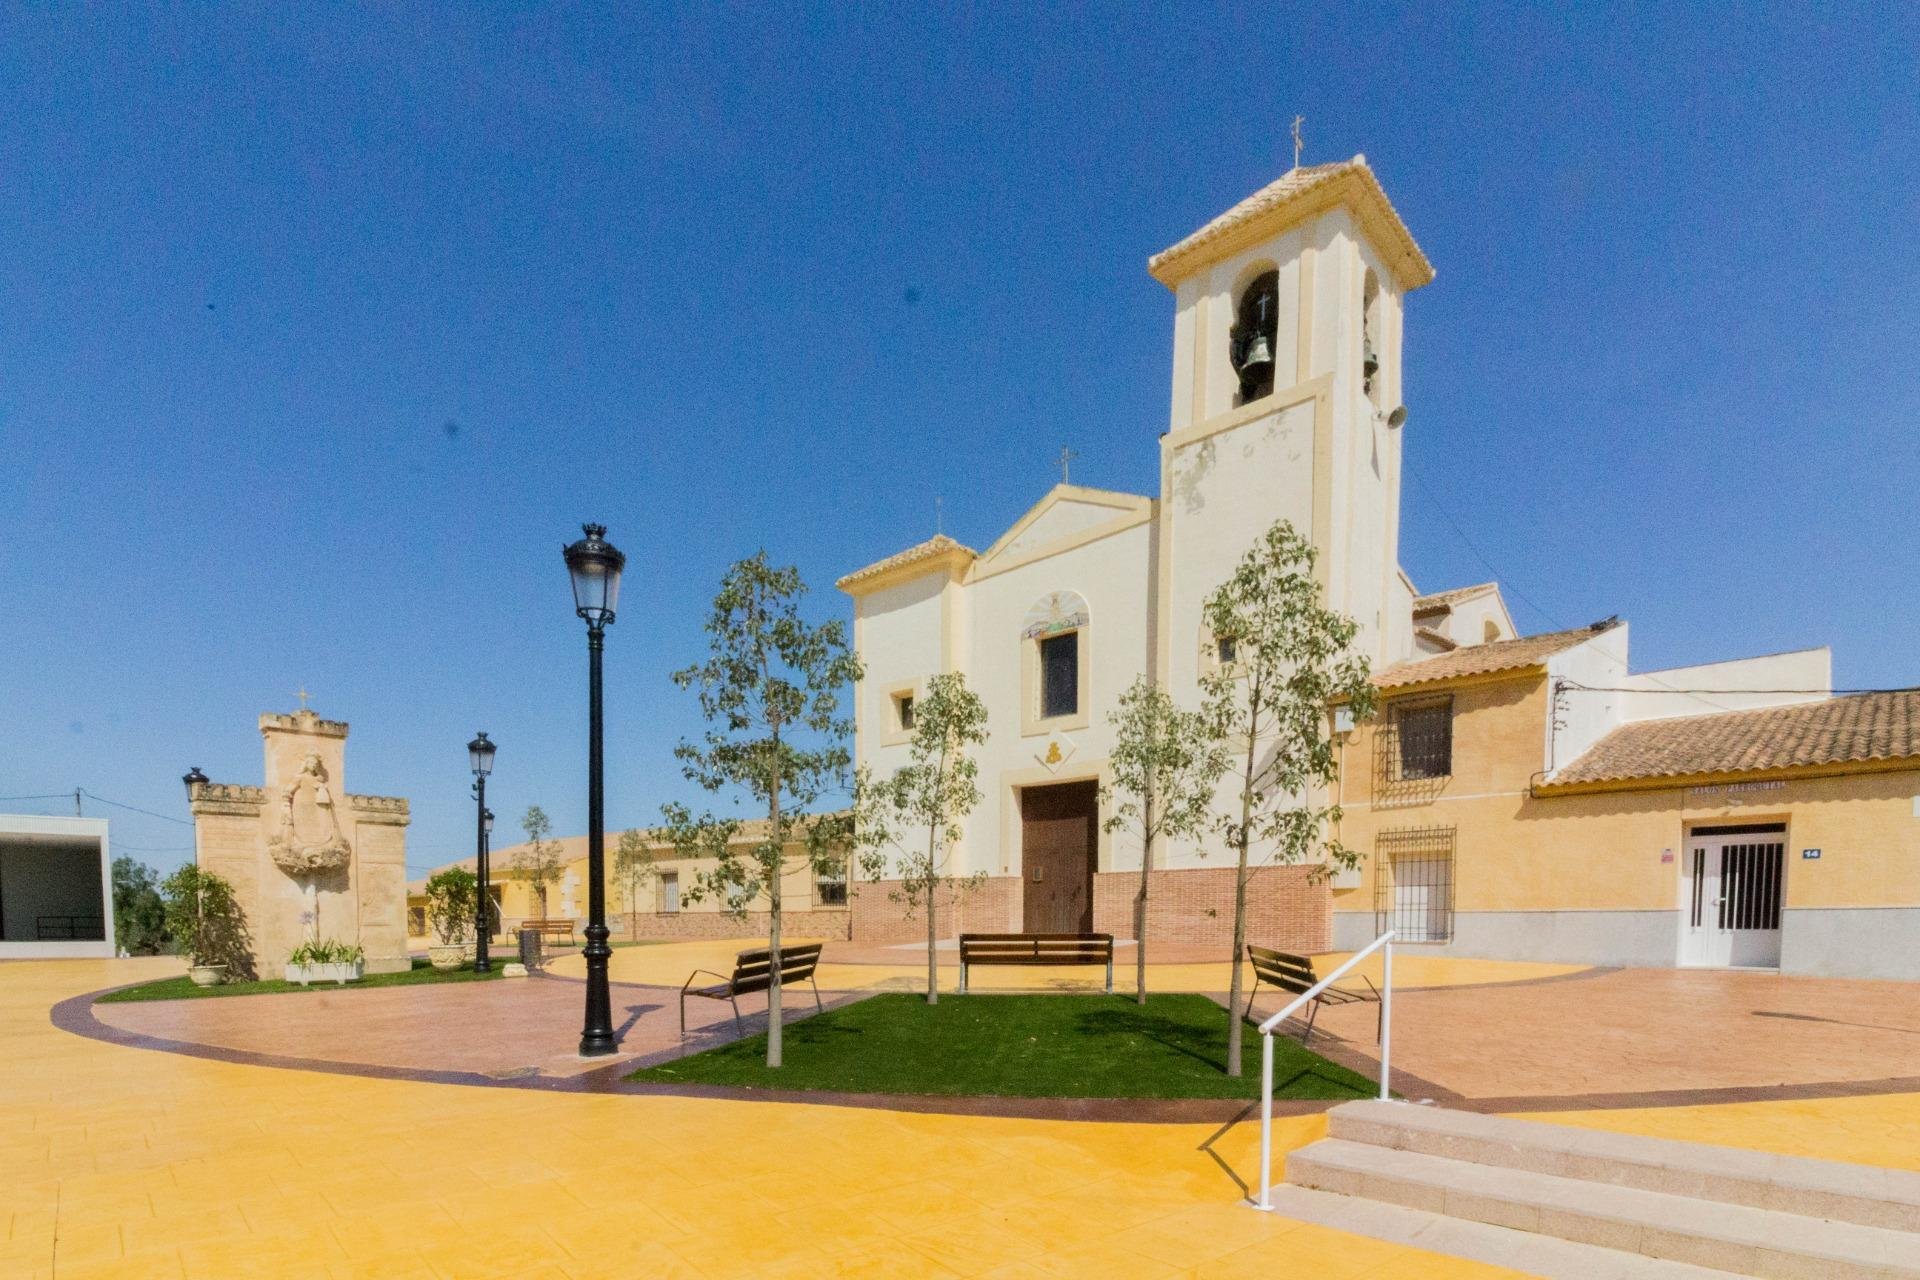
1252,929,1396,1211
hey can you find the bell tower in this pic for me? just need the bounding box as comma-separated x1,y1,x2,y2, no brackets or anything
1148,156,1434,692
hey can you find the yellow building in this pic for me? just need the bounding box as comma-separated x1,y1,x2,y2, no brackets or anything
410,820,852,945
1337,598,1920,979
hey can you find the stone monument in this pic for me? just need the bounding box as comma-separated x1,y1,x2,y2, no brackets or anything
186,704,411,975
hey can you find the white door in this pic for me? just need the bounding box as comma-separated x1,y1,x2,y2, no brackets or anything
1679,829,1785,968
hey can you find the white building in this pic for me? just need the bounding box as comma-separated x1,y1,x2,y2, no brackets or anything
0,814,115,959
838,158,1441,945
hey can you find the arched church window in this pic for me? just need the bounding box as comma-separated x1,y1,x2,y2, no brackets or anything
1229,268,1279,405
1022,591,1091,733
1362,269,1382,405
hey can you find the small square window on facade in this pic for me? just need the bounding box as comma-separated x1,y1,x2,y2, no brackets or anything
1039,631,1080,719
895,693,914,731
815,875,848,906
1216,635,1238,665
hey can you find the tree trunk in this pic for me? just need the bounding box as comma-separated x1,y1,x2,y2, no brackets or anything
924,834,940,1005
1225,717,1259,1078
1136,812,1154,1006
767,764,784,1068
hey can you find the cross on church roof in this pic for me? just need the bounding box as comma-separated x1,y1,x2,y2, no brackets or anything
1059,447,1077,485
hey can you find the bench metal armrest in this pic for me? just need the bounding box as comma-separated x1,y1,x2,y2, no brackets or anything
681,968,735,995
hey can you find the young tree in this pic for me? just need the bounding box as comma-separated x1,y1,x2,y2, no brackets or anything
159,864,253,978
1201,520,1376,1076
851,671,989,1004
661,551,860,1069
612,827,657,940
1100,676,1231,1004
111,856,170,956
515,805,565,919
424,867,478,945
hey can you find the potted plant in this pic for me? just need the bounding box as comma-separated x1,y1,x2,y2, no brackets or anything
424,866,478,970
285,937,367,985
160,864,252,985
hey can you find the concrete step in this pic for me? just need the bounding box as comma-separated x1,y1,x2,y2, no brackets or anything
1287,1137,1920,1279
1327,1100,1920,1233
1259,1183,1750,1280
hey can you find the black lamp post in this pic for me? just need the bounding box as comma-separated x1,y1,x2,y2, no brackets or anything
467,732,496,972
563,522,625,1056
482,807,495,946
181,766,209,802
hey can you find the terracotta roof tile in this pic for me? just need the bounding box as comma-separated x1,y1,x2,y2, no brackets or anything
1376,623,1615,690
835,534,977,591
1148,157,1434,289
1412,582,1498,615
1550,691,1920,787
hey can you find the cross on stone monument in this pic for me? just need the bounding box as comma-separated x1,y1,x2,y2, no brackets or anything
294,686,312,711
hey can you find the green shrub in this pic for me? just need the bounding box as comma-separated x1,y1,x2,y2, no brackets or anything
425,867,478,944
287,938,365,966
112,856,170,955
159,865,254,979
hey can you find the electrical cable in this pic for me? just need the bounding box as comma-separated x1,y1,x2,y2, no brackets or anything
76,791,193,825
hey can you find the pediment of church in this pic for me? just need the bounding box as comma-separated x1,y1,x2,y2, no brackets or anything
978,485,1152,569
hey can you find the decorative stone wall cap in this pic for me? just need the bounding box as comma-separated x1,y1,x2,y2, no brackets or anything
259,710,349,738
188,782,266,816
347,794,411,815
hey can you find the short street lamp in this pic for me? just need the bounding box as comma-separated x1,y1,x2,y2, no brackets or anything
181,766,209,802
563,522,624,1057
468,732,496,973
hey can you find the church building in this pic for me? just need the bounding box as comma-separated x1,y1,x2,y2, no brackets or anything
837,158,1920,977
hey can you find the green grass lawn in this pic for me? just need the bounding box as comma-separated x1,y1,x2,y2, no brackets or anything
97,957,506,1003
629,993,1378,1101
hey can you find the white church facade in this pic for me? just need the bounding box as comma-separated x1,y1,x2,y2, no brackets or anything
837,158,1920,974
839,158,1441,948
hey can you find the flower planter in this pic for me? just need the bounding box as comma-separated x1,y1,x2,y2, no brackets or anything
427,943,469,971
284,959,365,986
188,964,227,987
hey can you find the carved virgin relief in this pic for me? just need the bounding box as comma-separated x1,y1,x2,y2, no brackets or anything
266,753,352,876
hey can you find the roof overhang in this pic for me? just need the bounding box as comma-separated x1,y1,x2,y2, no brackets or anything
1149,158,1435,294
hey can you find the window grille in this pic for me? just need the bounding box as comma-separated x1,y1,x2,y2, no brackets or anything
1374,696,1453,803
1373,826,1455,943
816,876,849,907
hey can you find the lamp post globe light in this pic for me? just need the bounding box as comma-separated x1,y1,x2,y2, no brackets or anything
563,522,624,1057
181,766,209,801
468,732,496,972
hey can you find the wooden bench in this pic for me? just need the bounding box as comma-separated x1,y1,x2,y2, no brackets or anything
680,943,825,1034
1245,945,1381,1046
520,918,576,947
957,933,1114,993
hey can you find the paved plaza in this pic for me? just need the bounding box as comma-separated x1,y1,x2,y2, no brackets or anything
8,944,1920,1277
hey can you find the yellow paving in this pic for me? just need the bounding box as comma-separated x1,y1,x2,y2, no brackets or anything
5,957,1520,1279
555,937,1588,995
1534,1094,1920,1173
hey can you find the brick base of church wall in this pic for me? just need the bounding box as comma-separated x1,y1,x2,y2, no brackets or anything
849,876,1021,944
1092,866,1331,952
605,909,853,942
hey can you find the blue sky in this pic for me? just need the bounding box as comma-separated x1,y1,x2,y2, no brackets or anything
2,5,1914,876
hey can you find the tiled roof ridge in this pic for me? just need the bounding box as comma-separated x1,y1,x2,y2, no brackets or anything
835,533,977,590
1550,689,1920,787
1376,621,1617,690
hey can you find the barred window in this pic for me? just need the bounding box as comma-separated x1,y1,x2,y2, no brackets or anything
1391,697,1452,780
1374,826,1455,943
